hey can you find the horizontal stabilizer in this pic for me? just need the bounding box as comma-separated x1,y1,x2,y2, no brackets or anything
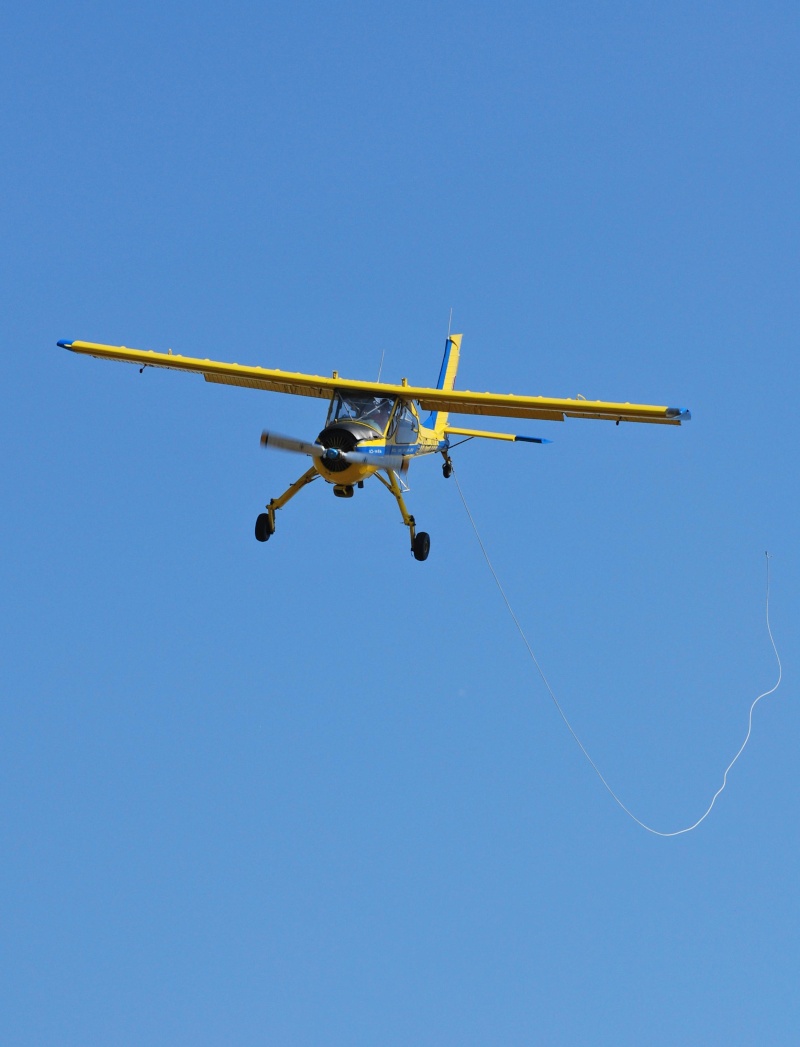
445,425,551,444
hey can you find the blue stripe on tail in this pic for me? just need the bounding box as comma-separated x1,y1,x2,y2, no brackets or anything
436,337,454,389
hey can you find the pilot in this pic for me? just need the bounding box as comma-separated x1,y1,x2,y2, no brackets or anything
365,397,391,431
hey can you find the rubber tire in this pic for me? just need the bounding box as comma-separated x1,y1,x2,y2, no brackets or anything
412,531,430,561
442,463,452,478
255,513,273,542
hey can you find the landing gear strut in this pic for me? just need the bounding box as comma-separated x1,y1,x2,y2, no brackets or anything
255,466,318,544
375,469,431,562
255,462,431,562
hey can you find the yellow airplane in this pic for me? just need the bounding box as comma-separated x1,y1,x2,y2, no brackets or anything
58,335,690,561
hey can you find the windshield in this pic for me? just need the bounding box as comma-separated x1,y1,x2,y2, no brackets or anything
390,401,419,444
327,392,396,435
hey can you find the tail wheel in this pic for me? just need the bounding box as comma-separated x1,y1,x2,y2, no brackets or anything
412,531,430,561
255,513,274,542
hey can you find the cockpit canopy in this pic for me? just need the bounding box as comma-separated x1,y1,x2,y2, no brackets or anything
326,391,422,443
326,392,396,435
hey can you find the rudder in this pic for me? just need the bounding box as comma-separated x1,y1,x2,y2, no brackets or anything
430,333,461,430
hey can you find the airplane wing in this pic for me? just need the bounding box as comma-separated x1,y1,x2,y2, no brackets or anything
58,339,340,400
59,339,690,425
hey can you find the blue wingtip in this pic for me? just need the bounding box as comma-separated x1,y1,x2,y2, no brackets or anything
514,435,552,444
666,406,691,422
57,339,74,349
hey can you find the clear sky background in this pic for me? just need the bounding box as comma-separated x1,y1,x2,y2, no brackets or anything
2,3,797,1044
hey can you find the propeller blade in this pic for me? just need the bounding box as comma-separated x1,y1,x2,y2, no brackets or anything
260,430,386,468
260,430,324,458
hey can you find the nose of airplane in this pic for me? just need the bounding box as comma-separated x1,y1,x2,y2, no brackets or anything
316,423,371,472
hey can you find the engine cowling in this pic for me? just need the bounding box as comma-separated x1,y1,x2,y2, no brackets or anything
316,423,375,472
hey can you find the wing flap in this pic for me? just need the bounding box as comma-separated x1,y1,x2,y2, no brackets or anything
420,396,565,422
204,373,331,398
417,391,685,424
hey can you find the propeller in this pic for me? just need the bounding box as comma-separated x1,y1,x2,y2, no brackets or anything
260,430,324,458
260,429,375,467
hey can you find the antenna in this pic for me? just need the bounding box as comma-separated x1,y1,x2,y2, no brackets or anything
377,349,385,383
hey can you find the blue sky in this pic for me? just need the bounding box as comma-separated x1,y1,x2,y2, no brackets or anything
2,3,797,1044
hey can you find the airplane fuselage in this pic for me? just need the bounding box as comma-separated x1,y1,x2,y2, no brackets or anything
311,397,446,487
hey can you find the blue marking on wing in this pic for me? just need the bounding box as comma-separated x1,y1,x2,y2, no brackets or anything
514,435,552,444
666,407,692,421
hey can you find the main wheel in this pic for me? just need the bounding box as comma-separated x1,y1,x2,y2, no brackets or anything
255,513,274,542
442,462,452,478
412,531,430,561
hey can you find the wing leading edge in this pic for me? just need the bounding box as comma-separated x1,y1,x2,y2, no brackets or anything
58,339,690,425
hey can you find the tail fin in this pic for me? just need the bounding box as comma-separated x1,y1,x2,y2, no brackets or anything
429,333,461,431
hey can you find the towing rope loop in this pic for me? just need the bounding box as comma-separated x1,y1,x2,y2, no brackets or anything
452,466,782,836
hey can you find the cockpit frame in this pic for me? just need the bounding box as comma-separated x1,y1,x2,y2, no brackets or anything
326,390,397,436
